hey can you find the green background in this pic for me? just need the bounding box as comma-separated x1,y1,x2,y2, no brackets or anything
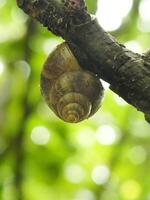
0,0,150,200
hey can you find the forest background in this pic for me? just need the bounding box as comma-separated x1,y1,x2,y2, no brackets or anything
0,0,150,200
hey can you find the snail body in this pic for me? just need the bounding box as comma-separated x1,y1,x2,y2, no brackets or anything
40,42,104,123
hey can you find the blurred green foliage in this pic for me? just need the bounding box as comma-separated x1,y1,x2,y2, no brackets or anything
0,0,150,200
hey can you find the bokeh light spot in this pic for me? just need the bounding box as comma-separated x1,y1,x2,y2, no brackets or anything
96,125,120,145
138,0,150,32
31,126,51,145
139,0,150,21
125,40,142,53
43,39,62,55
0,60,4,76
74,189,96,200
96,0,133,31
15,60,31,79
64,164,85,183
128,145,147,165
120,180,142,200
76,128,95,147
130,120,150,138
11,7,28,24
92,165,110,185
0,0,6,8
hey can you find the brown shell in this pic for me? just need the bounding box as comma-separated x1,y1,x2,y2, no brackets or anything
40,42,104,123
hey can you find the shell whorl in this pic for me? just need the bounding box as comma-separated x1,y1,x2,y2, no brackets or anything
40,42,104,123
57,92,92,123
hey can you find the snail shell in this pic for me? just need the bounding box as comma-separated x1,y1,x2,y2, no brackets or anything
40,42,104,123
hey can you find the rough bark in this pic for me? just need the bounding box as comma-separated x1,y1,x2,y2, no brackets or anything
17,0,150,123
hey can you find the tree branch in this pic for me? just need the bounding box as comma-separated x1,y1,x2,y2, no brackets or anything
17,0,150,123
12,19,38,200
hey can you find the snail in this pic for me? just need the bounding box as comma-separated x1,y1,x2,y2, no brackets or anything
40,42,104,123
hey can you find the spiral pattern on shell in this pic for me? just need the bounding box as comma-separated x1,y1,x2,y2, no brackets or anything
40,42,104,123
